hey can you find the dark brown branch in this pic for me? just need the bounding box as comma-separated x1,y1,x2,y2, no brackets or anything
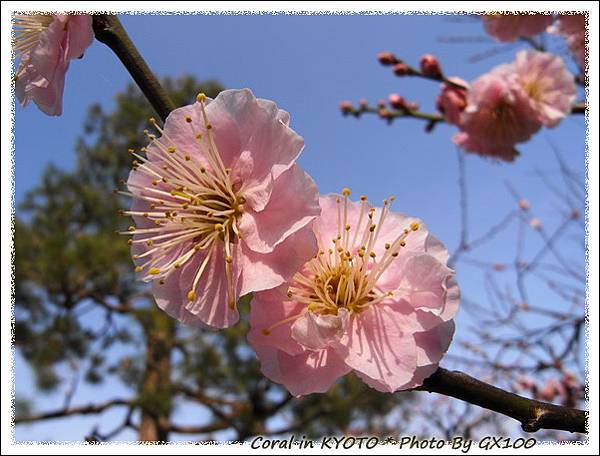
15,399,132,424
92,14,175,122
416,368,587,434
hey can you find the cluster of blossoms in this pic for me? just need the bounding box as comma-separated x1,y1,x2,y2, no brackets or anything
121,88,459,395
440,49,577,161
513,372,583,408
12,14,94,116
340,13,585,162
482,13,587,70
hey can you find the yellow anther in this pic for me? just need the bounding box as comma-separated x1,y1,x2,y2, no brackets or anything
287,290,293,298
184,155,191,161
128,225,136,231
369,252,376,258
149,268,161,275
400,240,406,247
206,123,213,130
369,224,376,232
196,93,207,102
225,256,232,264
146,240,153,246
195,133,202,140
127,148,135,153
228,299,235,309
167,146,176,153
385,243,391,249
149,117,156,124
135,266,143,272
187,290,197,301
127,239,133,245
214,223,225,232
390,196,396,202
342,187,351,197
261,328,271,336
360,195,367,201
345,224,351,231
185,116,192,123
410,222,420,231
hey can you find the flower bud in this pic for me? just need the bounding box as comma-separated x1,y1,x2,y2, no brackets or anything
339,101,353,114
388,93,406,110
377,51,397,65
420,54,443,78
393,62,410,76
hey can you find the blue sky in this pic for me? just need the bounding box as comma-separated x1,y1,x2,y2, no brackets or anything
13,13,587,441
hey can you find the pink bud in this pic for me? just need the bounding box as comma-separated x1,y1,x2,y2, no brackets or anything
377,51,398,65
388,93,406,109
377,99,386,108
518,199,530,210
420,54,443,78
339,101,353,113
406,101,419,111
393,62,410,76
529,217,542,230
358,98,369,109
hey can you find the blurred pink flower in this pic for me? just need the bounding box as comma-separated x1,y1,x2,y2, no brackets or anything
482,14,553,42
494,50,577,127
248,191,459,396
13,14,93,116
436,77,469,125
550,14,587,68
453,72,541,161
124,89,320,329
538,378,566,403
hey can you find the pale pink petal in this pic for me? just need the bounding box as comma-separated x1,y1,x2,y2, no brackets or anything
248,286,306,356
291,309,349,350
483,14,553,42
238,222,318,296
332,305,418,392
152,271,211,329
239,165,320,253
180,242,241,329
253,346,351,397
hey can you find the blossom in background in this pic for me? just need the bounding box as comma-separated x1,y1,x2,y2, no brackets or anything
482,13,553,42
248,191,459,396
12,14,94,116
493,50,576,127
436,77,469,125
122,89,320,329
549,14,587,68
453,72,541,161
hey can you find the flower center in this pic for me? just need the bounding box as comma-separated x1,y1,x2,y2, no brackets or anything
12,14,53,56
523,79,542,102
121,94,243,309
260,189,420,336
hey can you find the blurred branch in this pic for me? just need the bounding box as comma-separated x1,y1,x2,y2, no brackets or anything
416,368,587,434
92,14,175,122
15,399,132,424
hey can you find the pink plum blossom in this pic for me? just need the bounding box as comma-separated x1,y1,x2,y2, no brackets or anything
248,191,459,396
493,50,577,127
482,13,553,42
549,14,587,68
436,77,469,125
123,89,320,329
13,14,94,116
453,72,541,161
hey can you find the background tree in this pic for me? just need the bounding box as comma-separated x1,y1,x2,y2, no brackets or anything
13,76,415,442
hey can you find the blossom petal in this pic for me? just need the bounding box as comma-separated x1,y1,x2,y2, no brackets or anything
239,165,320,253
332,305,418,392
